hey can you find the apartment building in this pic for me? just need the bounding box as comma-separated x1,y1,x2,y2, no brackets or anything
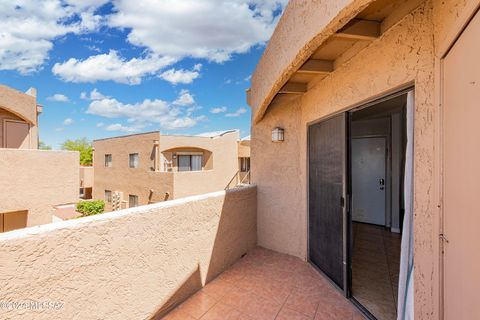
93,130,249,211
0,85,78,231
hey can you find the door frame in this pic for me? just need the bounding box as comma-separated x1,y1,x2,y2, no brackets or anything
306,86,414,319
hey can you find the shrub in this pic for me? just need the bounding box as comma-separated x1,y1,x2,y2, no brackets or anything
76,200,105,217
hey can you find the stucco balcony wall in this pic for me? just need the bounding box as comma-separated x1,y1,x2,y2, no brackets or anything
0,185,257,320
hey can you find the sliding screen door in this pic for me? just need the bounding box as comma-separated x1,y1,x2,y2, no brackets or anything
308,113,347,290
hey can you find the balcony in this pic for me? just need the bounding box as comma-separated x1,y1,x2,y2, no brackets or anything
164,247,363,320
0,185,361,319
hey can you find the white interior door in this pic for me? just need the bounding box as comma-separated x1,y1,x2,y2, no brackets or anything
351,137,386,225
443,8,480,319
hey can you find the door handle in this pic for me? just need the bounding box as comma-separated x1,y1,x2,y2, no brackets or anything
379,178,385,190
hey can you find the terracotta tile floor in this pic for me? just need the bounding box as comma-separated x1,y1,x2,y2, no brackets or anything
163,247,365,320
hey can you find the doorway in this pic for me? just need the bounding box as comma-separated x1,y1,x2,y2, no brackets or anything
308,90,412,320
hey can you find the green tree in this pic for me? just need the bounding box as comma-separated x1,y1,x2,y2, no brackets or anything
38,141,52,150
61,138,93,166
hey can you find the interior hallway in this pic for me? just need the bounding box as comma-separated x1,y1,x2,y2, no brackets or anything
352,223,401,320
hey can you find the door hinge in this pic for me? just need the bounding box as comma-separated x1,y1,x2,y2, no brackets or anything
439,233,449,243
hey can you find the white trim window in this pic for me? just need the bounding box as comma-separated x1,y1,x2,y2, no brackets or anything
129,153,139,168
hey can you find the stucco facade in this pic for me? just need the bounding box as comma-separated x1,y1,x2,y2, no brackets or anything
93,130,248,211
0,186,257,319
0,85,79,230
248,0,480,318
0,150,79,227
0,85,40,149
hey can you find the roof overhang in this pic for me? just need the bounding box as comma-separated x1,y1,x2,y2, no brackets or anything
248,0,423,123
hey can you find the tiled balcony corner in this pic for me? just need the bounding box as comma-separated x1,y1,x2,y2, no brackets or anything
163,247,365,320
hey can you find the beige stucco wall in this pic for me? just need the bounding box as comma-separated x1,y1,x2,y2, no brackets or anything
0,85,39,149
250,0,479,318
238,139,251,158
79,166,93,188
0,85,37,125
249,0,374,121
0,149,79,226
0,186,257,320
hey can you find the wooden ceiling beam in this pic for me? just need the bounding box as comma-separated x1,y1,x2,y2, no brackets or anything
334,19,381,41
279,82,307,94
297,59,334,75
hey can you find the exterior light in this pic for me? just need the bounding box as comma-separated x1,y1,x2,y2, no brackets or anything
271,127,284,142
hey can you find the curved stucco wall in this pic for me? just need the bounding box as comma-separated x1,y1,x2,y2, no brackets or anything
0,186,257,319
0,85,37,125
250,0,475,318
249,0,375,122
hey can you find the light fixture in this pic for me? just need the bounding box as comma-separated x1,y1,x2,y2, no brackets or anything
271,127,284,142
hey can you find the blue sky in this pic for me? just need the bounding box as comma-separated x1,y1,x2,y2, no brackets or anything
0,1,286,148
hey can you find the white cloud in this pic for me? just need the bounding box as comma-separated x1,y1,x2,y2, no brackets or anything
173,90,194,106
108,0,287,63
0,0,108,73
244,75,252,81
47,93,69,102
80,88,109,100
96,122,104,127
86,90,203,130
52,50,176,84
105,123,139,133
63,118,74,125
210,106,227,114
159,64,202,85
225,107,247,117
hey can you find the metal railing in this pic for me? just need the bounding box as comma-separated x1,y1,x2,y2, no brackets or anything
225,170,251,190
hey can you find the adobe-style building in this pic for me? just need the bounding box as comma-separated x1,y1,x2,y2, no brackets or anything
0,85,78,231
93,130,250,211
3,1,480,319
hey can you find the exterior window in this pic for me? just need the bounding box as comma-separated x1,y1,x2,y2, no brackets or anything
104,154,112,167
178,155,202,172
129,153,139,168
129,195,138,208
240,157,250,172
105,190,112,203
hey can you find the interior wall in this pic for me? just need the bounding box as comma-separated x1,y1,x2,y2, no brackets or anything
351,113,404,232
351,117,392,227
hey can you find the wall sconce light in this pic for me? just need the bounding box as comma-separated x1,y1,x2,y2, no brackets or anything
271,127,285,142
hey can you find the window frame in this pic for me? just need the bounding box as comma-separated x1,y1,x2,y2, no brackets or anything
129,153,139,168
105,190,112,203
177,154,203,172
240,157,250,172
104,154,112,167
128,194,138,208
